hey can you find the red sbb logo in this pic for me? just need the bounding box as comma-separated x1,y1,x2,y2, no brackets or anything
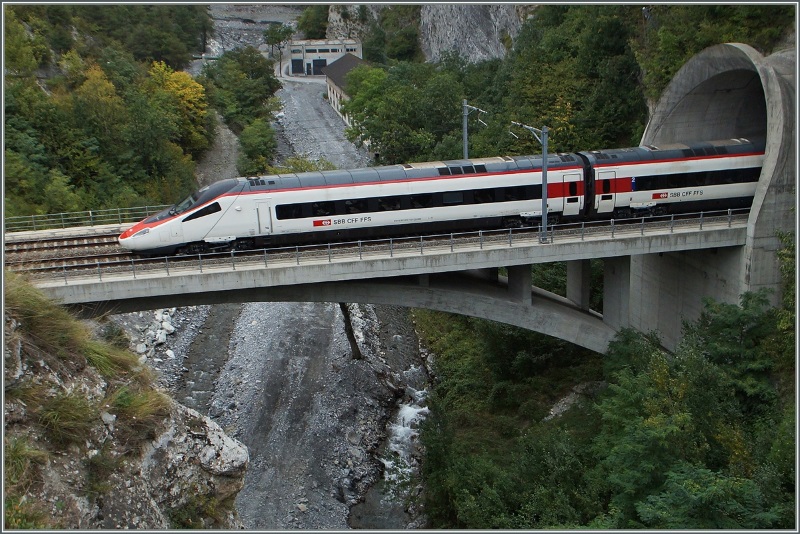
652,192,668,199
313,219,332,227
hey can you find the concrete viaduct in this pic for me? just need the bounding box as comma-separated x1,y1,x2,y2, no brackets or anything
25,43,797,355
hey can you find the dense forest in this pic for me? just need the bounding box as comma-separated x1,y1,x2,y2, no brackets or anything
4,5,283,217
4,4,795,529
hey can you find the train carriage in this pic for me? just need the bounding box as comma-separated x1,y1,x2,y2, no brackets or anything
578,137,764,219
119,138,765,255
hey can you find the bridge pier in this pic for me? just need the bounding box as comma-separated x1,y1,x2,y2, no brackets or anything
602,256,631,332
567,259,592,311
508,264,532,304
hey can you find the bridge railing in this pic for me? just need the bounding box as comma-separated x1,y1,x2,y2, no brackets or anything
4,205,171,232
26,209,749,286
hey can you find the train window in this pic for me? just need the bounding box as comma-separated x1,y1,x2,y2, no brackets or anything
411,194,433,208
602,180,611,194
443,191,464,205
345,198,369,213
378,196,402,211
569,182,578,196
312,201,335,216
472,189,495,203
475,164,487,173
437,167,451,176
449,166,462,175
462,165,475,174
182,202,221,223
276,204,304,220
504,186,527,201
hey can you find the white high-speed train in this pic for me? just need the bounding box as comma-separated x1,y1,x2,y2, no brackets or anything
119,138,765,255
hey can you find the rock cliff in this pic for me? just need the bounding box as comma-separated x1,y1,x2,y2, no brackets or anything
326,4,533,63
418,4,530,63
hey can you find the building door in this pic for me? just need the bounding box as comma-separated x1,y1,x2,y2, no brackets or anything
312,59,327,75
291,59,303,75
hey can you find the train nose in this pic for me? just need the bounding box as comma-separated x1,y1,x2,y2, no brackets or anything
118,222,151,248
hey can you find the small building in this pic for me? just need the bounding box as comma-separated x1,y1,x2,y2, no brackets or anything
321,53,368,128
288,38,362,76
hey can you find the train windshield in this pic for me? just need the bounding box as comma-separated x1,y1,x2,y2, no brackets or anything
169,179,242,216
142,179,242,223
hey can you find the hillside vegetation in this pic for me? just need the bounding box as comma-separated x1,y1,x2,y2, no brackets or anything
342,4,793,163
4,6,214,216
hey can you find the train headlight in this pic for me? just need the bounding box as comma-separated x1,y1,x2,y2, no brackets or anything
131,228,150,238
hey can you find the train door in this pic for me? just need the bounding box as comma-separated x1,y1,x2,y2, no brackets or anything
595,171,615,214
256,201,273,235
563,173,582,216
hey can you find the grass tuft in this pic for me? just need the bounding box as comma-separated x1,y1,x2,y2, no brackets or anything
37,392,99,448
5,272,90,363
107,385,171,450
4,436,48,492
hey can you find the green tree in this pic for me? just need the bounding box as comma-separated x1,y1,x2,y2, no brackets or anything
237,118,277,176
343,63,464,163
200,46,281,133
147,61,211,156
635,462,777,528
680,290,779,412
263,22,294,56
296,5,328,39
4,9,43,76
632,5,794,101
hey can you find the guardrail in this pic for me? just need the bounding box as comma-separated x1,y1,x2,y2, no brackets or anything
5,205,170,232
30,209,749,286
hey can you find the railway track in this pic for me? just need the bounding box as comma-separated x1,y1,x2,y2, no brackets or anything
4,209,748,281
4,231,126,267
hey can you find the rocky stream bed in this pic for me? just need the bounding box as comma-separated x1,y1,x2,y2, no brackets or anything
112,5,431,528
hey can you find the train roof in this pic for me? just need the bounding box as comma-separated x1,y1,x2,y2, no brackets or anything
241,153,583,192
579,137,765,165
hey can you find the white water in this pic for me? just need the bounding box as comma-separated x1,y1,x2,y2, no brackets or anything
382,388,429,489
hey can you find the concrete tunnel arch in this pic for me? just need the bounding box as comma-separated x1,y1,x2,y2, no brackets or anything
616,42,796,351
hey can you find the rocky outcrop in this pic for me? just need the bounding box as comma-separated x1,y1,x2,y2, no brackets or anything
327,4,532,64
3,305,248,529
419,4,529,63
